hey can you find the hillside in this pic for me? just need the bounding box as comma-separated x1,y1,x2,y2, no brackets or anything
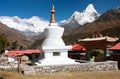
74,8,120,34
74,20,120,35
0,22,32,47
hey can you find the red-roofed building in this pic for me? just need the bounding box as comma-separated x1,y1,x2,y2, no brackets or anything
78,36,119,61
25,49,40,54
24,49,41,60
71,44,86,51
109,42,120,68
109,43,120,50
68,44,86,60
7,50,25,57
7,49,41,60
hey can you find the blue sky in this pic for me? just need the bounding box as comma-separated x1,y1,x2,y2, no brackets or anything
0,0,119,22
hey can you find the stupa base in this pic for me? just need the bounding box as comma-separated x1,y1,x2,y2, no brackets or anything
35,57,78,66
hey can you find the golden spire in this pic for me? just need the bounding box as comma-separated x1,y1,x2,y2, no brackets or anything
50,5,56,23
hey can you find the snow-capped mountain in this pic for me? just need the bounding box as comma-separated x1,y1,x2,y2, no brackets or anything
61,4,100,29
0,16,49,35
0,4,100,37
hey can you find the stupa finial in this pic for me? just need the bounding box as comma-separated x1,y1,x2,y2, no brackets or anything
50,4,56,23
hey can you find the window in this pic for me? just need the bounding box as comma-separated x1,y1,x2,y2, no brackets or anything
53,52,60,56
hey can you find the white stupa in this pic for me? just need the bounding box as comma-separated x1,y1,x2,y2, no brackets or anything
36,5,77,66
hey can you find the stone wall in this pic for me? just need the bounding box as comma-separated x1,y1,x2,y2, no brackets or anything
23,61,118,74
0,57,18,71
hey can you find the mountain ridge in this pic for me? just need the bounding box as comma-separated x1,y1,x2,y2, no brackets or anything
0,22,32,47
0,16,49,35
61,4,100,35
74,7,120,34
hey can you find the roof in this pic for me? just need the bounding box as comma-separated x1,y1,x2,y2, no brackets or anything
78,37,106,42
109,43,120,50
106,36,119,42
24,49,40,54
78,36,118,42
69,44,86,51
7,50,24,57
7,49,40,57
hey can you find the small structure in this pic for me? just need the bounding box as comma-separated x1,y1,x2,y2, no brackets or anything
24,49,40,60
78,36,118,48
36,5,77,65
68,43,86,60
78,36,118,61
109,42,120,68
70,43,86,51
7,49,40,60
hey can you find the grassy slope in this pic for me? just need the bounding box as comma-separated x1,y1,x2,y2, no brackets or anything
0,71,120,79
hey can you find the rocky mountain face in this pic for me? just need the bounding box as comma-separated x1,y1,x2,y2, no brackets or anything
97,7,120,22
61,4,100,34
74,6,120,35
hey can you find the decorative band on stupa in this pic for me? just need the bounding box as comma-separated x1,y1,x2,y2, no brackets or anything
50,5,56,23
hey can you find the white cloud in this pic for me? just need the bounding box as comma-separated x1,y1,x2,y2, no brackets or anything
59,19,67,24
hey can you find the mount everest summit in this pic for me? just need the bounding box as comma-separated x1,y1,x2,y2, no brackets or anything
0,4,100,36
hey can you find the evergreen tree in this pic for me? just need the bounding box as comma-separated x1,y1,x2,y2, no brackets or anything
10,41,18,50
0,33,8,54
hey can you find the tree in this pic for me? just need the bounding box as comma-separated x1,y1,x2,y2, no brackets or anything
90,49,100,58
0,33,8,54
10,41,18,50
